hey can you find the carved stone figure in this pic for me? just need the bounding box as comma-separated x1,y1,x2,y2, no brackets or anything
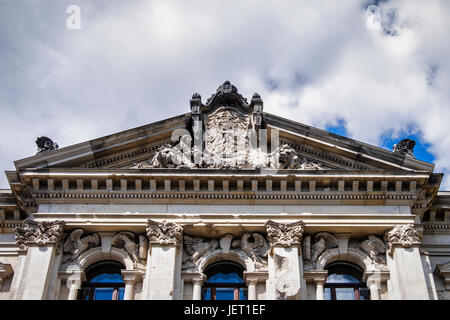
146,220,183,245
36,136,59,154
183,235,219,263
359,235,386,265
15,218,65,246
385,224,422,256
392,138,415,158
111,232,142,263
241,233,269,267
310,232,338,263
63,229,100,262
265,220,304,247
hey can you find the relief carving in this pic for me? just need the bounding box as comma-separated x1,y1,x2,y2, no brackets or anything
146,220,183,245
111,232,145,264
241,233,269,268
385,224,422,256
303,232,338,268
63,229,100,262
359,235,386,265
182,233,269,271
265,220,304,248
15,218,65,247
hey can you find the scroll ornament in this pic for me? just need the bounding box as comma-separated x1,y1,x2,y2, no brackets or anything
15,218,65,247
265,220,305,247
146,220,183,245
385,224,422,256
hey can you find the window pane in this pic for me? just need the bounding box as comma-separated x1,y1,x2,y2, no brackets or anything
239,288,247,300
118,287,125,300
335,288,355,300
215,288,235,300
202,288,212,300
324,288,332,300
91,273,124,283
94,288,115,300
207,272,243,284
326,273,360,284
359,288,371,300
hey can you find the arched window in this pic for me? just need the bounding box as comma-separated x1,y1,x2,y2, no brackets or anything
79,261,125,300
202,261,247,300
324,262,370,300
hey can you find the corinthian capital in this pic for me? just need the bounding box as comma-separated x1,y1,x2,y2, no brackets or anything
146,220,183,245
385,224,422,256
14,218,65,246
265,220,305,247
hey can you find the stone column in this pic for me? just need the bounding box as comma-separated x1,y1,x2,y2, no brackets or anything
143,220,183,300
303,270,328,300
121,270,143,300
58,270,86,300
315,280,325,300
265,220,305,300
192,275,206,300
244,271,269,300
13,219,65,300
385,224,429,300
363,271,389,300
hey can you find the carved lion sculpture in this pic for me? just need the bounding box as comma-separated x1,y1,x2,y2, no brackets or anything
271,144,300,169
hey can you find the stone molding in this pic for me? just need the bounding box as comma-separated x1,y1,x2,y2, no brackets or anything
265,220,304,248
435,262,450,290
146,219,183,245
0,263,13,289
14,218,65,246
385,224,422,256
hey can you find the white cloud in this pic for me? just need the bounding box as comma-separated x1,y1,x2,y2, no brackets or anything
0,0,449,189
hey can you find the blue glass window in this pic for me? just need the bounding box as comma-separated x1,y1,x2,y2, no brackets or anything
202,261,247,300
79,261,125,300
324,262,370,300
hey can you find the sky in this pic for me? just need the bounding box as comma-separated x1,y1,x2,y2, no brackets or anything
0,0,449,189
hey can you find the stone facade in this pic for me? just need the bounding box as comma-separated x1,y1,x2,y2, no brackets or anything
0,81,449,300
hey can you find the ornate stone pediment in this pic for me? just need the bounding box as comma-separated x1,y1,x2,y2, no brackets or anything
15,218,65,247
